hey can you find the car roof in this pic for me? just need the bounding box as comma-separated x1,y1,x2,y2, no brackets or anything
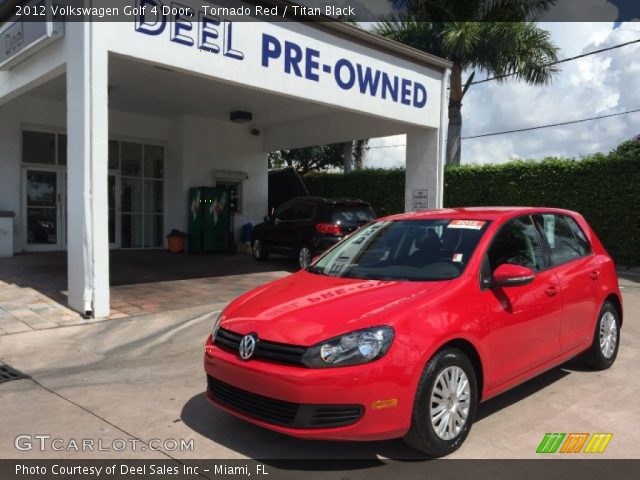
290,196,370,205
382,207,580,222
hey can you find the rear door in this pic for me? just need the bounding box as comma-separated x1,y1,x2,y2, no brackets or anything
533,214,599,353
481,216,563,388
265,200,294,254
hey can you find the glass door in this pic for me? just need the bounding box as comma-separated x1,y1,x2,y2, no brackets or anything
24,167,66,251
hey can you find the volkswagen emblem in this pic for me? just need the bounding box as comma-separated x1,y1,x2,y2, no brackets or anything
238,333,258,360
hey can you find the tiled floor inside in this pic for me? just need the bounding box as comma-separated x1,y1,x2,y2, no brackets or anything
0,250,294,334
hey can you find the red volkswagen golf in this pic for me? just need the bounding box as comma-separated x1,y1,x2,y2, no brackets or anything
204,207,622,457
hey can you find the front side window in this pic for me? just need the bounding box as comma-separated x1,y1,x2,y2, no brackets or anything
533,214,582,265
487,216,545,272
310,219,489,281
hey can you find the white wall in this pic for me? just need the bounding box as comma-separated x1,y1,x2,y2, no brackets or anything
170,116,268,235
0,95,267,252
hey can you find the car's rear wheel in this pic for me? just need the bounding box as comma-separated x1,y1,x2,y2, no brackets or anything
252,238,269,261
583,301,620,370
404,348,478,457
298,245,312,269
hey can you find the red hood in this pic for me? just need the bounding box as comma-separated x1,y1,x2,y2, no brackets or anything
220,270,451,345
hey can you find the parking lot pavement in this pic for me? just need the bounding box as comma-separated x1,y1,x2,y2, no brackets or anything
0,280,638,461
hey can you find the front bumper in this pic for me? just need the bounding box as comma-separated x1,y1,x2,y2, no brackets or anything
203,335,414,441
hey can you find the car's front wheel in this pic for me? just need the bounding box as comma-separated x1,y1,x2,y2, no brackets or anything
404,348,478,457
583,300,620,370
251,238,269,261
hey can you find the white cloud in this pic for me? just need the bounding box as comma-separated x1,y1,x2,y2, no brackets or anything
363,22,640,168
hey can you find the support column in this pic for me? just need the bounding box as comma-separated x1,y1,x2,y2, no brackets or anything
66,23,110,318
405,128,443,213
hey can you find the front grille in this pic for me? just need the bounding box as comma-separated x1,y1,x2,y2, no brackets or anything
207,376,363,429
214,328,307,366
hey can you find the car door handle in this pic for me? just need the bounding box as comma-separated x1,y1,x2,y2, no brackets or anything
545,285,559,297
590,270,601,280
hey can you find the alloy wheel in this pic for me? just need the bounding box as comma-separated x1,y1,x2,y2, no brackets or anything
253,240,262,259
599,311,617,359
299,247,311,269
430,366,471,441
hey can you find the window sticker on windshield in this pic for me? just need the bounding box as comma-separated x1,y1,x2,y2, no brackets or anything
452,253,463,263
448,220,486,230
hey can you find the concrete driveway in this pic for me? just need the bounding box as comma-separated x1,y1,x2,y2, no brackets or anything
0,275,638,464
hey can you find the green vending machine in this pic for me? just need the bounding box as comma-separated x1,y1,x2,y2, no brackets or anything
202,187,231,253
189,186,232,254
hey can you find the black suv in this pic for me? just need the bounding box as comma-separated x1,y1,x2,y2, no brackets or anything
251,197,376,268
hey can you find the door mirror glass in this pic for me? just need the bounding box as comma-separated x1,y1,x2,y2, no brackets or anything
491,264,535,288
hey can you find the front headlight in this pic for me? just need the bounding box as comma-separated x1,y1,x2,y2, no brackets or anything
301,326,394,368
211,310,223,339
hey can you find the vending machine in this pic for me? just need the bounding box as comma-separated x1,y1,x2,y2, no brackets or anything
188,187,233,253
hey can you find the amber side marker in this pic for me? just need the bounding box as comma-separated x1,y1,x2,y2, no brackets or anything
371,399,399,410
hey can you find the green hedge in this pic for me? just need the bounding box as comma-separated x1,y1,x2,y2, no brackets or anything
304,151,640,265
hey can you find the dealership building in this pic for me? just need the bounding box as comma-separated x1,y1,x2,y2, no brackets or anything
0,0,450,318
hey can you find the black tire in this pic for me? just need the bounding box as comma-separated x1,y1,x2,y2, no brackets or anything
582,301,620,370
251,238,269,261
404,348,478,458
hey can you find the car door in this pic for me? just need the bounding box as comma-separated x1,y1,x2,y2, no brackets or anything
265,200,294,254
533,213,599,353
481,215,563,389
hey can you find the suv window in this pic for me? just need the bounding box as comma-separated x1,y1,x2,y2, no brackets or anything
533,214,582,265
564,215,592,256
487,216,545,272
330,205,375,225
290,201,316,221
275,201,295,221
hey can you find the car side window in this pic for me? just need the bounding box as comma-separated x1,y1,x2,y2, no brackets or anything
533,214,582,265
290,201,316,222
275,201,295,221
564,215,592,256
487,216,545,272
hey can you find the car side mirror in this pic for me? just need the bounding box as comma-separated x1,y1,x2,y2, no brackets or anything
490,264,535,288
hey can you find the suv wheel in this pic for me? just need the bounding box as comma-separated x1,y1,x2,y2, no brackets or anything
252,239,269,261
298,245,312,269
404,348,478,457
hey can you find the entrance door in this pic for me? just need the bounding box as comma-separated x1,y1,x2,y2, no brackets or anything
23,167,66,251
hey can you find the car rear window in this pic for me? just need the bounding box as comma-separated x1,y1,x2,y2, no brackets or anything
330,205,375,224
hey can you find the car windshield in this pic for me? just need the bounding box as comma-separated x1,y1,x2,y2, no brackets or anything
308,219,490,281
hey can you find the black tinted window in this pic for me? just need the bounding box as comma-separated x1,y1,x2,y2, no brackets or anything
290,202,316,221
487,216,545,272
564,216,592,256
275,201,295,221
533,214,582,265
330,205,375,224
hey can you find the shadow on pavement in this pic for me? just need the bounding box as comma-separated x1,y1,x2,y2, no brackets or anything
181,363,574,466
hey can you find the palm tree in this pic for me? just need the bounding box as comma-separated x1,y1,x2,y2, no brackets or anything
375,1,559,166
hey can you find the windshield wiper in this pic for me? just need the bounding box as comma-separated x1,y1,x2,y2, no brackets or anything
305,266,325,275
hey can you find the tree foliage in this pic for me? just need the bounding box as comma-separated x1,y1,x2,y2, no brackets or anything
374,1,559,166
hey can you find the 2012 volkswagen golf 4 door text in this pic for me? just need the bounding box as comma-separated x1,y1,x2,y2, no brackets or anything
204,207,622,457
